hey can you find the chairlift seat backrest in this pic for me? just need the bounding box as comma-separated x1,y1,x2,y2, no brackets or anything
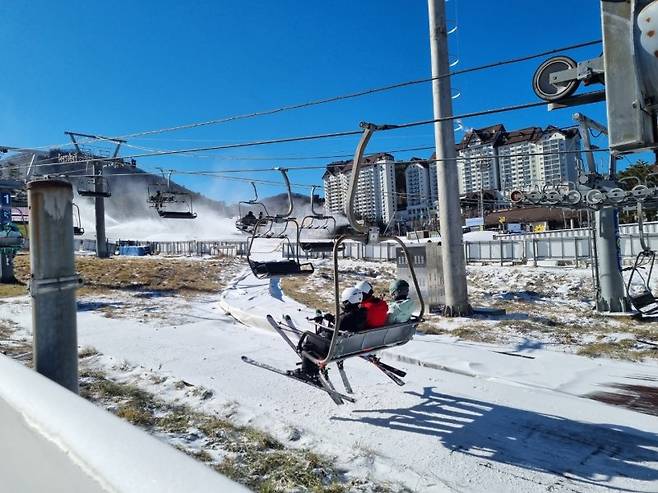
300,241,344,253
630,290,658,313
0,237,23,248
157,210,197,219
330,320,418,361
78,190,111,198
249,259,314,279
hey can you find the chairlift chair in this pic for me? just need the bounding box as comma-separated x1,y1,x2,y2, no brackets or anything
246,168,313,279
72,203,84,236
147,171,197,220
626,200,658,315
243,123,425,404
298,185,344,254
300,123,425,369
0,207,26,249
236,182,270,233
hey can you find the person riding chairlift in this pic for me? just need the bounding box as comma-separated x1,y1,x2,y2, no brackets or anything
355,280,388,329
242,210,257,226
387,279,415,324
298,287,366,379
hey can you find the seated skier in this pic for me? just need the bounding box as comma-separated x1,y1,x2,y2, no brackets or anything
387,279,415,324
242,210,257,226
355,280,388,329
297,287,366,378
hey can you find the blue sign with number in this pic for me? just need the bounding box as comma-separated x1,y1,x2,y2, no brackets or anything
0,192,10,208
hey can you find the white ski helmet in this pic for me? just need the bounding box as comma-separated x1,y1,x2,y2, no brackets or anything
355,280,373,296
340,287,363,305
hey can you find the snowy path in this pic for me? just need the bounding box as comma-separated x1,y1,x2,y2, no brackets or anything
2,268,657,492
219,269,658,492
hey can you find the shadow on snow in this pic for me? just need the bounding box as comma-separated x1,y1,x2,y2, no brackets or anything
332,387,658,490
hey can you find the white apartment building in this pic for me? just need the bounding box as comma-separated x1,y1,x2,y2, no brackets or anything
458,124,581,194
322,124,581,229
322,153,397,225
403,160,435,223
456,124,505,194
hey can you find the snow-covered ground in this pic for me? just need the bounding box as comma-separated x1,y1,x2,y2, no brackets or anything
1,254,658,492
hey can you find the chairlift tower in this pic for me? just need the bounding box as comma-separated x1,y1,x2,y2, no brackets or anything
65,131,124,258
516,0,658,315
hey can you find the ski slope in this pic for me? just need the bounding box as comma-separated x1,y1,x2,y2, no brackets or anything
2,261,657,491
16,268,658,491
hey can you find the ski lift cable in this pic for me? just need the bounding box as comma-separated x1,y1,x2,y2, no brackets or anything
80,39,602,142
64,170,320,190
1,145,611,181
6,97,590,171
0,39,602,157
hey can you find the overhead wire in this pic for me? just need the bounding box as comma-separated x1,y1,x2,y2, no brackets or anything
94,39,602,141
3,96,597,172
0,144,611,178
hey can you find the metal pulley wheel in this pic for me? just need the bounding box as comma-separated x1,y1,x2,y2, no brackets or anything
606,188,627,204
526,190,543,204
564,190,582,206
532,56,580,102
509,190,525,204
631,184,651,201
544,189,562,204
586,189,605,206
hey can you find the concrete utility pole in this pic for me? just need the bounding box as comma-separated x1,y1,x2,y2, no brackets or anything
427,0,472,316
94,161,109,258
28,179,81,393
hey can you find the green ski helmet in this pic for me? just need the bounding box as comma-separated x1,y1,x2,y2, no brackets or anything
389,279,410,298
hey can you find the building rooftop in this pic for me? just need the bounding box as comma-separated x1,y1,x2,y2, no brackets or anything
323,152,395,178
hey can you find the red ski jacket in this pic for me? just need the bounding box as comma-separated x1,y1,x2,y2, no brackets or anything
361,297,389,329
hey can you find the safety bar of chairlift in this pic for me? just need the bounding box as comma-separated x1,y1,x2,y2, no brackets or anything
246,216,302,264
636,201,652,253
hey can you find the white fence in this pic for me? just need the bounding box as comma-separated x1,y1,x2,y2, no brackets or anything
284,224,658,266
74,239,249,257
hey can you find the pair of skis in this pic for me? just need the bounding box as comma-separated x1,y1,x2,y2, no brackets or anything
241,314,408,405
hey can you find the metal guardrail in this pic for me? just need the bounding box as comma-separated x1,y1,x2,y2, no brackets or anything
284,231,658,266
73,239,249,257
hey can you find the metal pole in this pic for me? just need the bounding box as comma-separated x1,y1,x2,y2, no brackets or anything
0,253,15,283
594,207,630,312
94,161,109,258
427,0,472,316
28,179,81,393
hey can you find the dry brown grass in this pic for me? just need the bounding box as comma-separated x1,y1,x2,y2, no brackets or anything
78,369,389,493
14,253,240,295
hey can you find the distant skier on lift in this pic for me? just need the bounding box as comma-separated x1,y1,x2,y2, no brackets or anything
242,210,257,226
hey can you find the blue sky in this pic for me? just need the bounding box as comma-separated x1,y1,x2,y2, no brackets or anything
1,1,615,202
